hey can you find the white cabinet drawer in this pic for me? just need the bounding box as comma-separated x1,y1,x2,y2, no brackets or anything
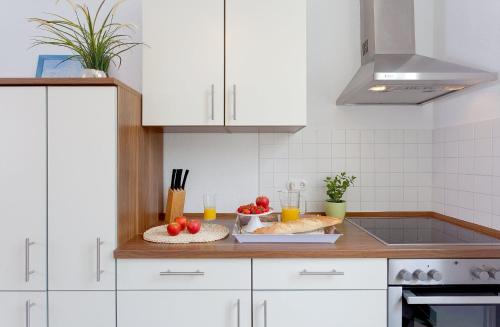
253,259,387,290
118,290,251,327
117,259,251,290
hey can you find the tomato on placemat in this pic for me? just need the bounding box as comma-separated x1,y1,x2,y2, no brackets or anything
166,223,182,236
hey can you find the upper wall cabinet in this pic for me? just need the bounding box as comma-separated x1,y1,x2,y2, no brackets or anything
142,0,307,132
225,0,307,129
142,0,225,127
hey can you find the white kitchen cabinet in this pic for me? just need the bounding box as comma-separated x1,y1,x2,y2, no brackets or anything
0,87,46,291
142,0,306,130
142,0,225,126
118,290,251,327
253,290,387,327
48,291,115,327
0,291,47,327
117,258,251,290
253,258,387,290
252,259,387,327
48,87,117,291
225,0,307,128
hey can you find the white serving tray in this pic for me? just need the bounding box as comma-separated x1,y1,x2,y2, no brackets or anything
232,220,343,244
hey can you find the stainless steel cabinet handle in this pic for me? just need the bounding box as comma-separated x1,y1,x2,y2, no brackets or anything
403,290,500,305
211,84,215,120
25,238,35,282
96,238,104,282
232,84,237,120
263,300,268,327
159,270,205,276
299,269,344,276
236,299,241,327
25,300,35,327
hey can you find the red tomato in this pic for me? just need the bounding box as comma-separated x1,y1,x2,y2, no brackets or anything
174,216,188,230
242,208,251,214
187,219,201,234
256,196,270,209
167,223,182,236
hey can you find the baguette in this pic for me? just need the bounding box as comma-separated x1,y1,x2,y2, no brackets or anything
253,216,342,234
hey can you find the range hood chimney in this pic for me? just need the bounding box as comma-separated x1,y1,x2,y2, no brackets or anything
337,0,497,106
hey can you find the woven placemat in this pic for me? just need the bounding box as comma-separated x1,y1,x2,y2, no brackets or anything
143,223,230,244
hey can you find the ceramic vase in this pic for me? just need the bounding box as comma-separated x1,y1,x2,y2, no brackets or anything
324,201,347,222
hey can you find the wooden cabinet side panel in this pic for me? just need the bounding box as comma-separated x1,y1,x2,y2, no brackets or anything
117,86,163,246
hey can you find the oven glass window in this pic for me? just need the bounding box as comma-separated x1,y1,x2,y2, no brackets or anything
403,286,500,327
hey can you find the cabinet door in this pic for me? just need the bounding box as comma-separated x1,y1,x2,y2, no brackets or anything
253,290,387,327
49,291,115,327
118,291,251,327
0,292,46,327
48,87,116,290
226,0,307,127
142,0,224,126
0,87,46,291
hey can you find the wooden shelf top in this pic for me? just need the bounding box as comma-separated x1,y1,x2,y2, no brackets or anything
0,78,140,96
114,216,500,259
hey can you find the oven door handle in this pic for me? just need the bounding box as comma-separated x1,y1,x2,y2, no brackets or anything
403,290,500,305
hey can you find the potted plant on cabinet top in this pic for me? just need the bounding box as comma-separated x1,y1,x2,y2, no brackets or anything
324,172,356,221
29,0,143,78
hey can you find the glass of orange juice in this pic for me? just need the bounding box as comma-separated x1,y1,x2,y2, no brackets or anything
279,190,301,222
203,193,217,220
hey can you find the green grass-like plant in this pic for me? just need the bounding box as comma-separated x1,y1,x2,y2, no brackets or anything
29,0,142,73
324,172,356,203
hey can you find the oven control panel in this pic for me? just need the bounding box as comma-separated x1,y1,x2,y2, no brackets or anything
389,259,500,285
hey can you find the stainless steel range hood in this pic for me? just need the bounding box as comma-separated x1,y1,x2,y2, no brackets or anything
337,0,497,106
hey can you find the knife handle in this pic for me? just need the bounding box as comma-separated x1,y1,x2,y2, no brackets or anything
181,170,189,190
170,169,176,190
176,169,183,190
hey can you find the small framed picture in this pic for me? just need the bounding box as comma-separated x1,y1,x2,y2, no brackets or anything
36,55,84,78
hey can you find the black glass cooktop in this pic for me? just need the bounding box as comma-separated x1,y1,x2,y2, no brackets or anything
348,217,500,245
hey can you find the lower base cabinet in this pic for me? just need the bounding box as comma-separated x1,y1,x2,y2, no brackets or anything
48,291,115,327
253,290,387,327
0,292,47,327
117,291,251,327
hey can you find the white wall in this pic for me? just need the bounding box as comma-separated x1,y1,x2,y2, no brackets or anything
166,0,435,212
434,0,500,128
430,0,500,230
3,0,499,226
0,0,142,91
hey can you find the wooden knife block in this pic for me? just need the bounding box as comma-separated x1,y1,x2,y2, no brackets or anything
165,189,186,223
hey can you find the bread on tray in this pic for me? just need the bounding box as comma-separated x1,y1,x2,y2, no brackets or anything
253,216,342,234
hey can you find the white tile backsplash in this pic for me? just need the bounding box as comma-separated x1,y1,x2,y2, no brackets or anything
432,118,500,230
253,119,500,230
259,127,433,212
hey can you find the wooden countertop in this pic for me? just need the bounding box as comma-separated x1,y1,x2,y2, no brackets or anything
0,78,140,96
114,217,500,259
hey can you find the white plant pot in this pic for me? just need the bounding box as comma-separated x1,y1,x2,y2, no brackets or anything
82,69,107,78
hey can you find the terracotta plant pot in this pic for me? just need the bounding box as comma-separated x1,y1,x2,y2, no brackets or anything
324,201,346,222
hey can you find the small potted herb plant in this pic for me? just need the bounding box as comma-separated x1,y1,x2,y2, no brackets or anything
324,172,356,221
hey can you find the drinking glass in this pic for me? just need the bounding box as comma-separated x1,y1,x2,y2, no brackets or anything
203,193,217,220
278,190,301,222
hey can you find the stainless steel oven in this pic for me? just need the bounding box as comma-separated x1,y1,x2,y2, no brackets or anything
389,259,500,327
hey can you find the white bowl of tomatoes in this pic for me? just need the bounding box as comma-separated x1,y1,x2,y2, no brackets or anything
236,196,272,233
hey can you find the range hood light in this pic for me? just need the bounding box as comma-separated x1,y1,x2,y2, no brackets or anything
443,85,466,92
369,85,387,92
